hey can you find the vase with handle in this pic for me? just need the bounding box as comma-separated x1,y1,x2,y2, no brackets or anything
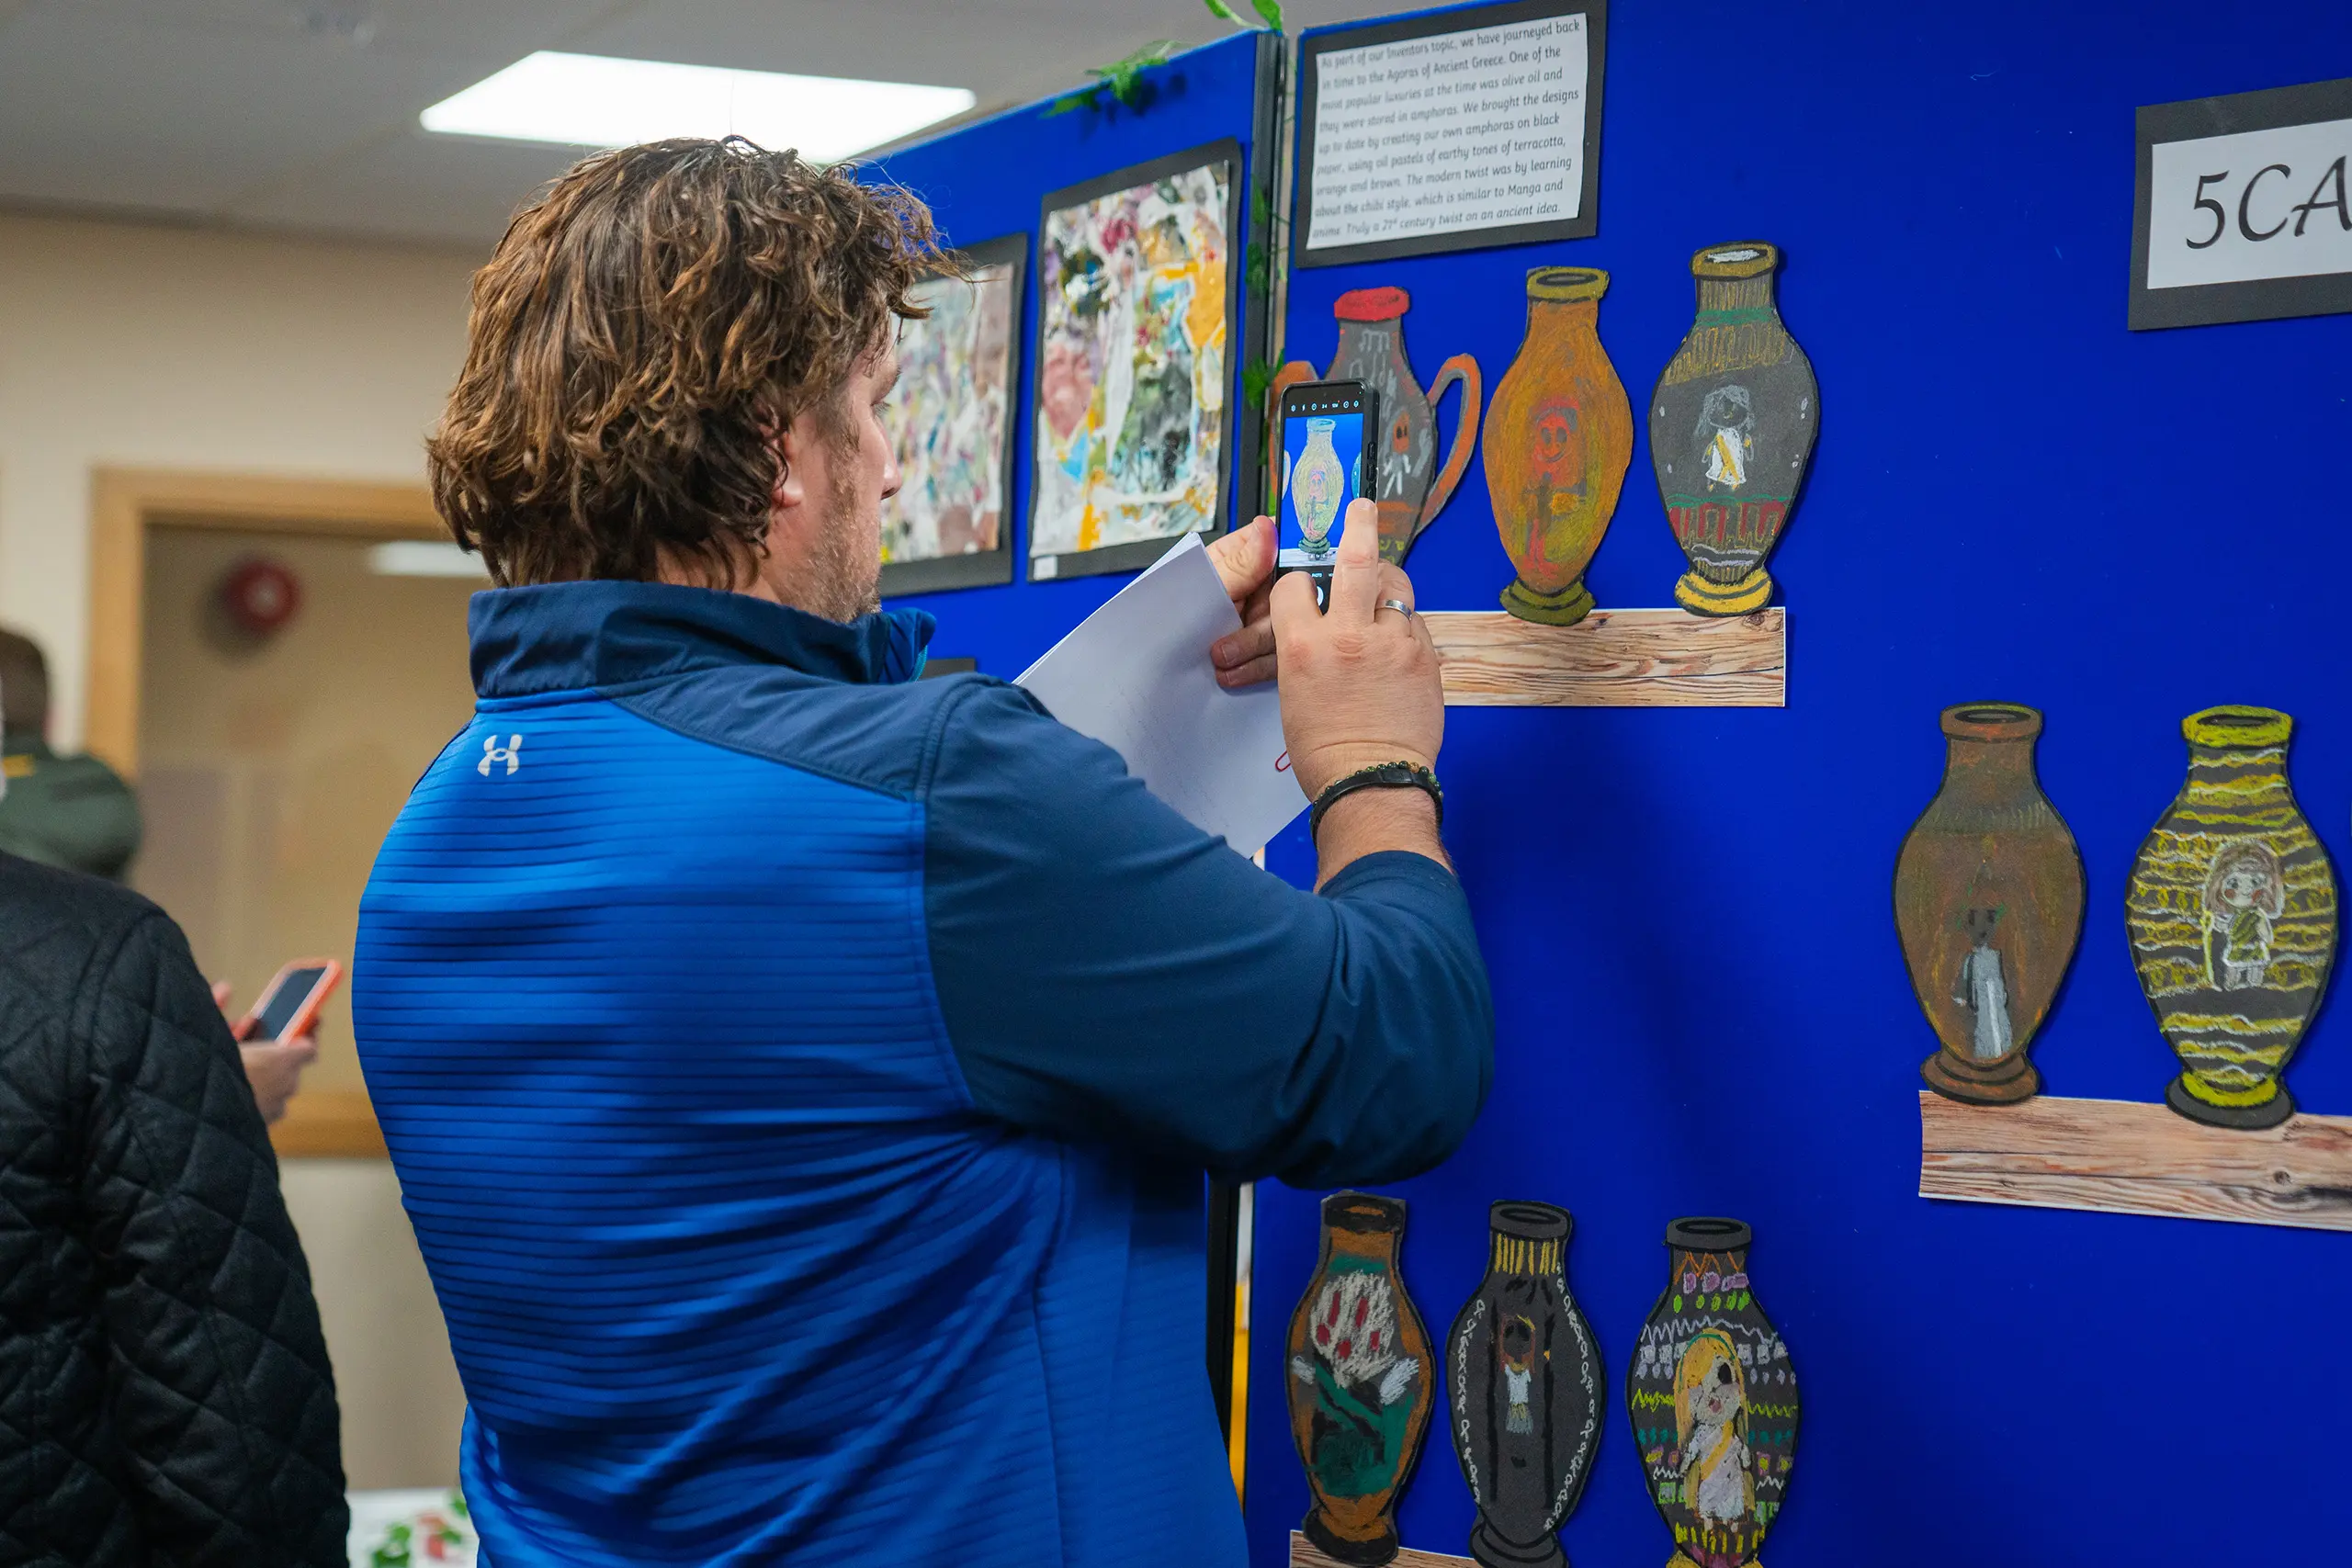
1269,286,1481,565
1894,703,2086,1104
1648,243,1817,617
1481,266,1634,626
2126,705,2338,1128
1627,1218,1798,1568
1447,1201,1601,1568
1286,1191,1435,1566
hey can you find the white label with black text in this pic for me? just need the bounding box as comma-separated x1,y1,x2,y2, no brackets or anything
1305,14,1589,253
2146,117,2352,288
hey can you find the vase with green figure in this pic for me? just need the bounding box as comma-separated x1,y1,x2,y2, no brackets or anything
1286,1192,1435,1565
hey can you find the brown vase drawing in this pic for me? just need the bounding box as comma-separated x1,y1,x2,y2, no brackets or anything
1286,1192,1435,1566
1894,704,2086,1104
1480,266,1634,626
2126,706,2339,1128
1648,243,1816,617
1269,287,1482,564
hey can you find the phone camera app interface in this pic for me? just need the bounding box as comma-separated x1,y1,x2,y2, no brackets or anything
1280,396,1365,572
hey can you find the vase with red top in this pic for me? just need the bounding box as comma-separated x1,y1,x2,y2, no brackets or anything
1269,288,1482,564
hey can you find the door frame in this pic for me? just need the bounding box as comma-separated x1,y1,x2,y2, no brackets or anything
87,468,448,1158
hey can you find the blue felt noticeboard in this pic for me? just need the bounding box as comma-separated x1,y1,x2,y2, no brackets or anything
878,6,2352,1564
874,29,1277,660
1245,3,2352,1566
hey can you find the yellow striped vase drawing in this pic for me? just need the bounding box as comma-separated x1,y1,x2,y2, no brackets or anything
2126,706,2339,1129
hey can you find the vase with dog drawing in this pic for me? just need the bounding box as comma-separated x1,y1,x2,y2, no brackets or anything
1626,1218,1798,1568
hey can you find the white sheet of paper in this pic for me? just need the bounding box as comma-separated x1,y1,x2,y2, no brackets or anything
1016,535,1306,856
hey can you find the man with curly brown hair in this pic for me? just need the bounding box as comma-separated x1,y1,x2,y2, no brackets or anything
354,138,1489,1567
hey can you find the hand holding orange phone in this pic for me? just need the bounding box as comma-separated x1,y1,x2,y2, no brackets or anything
231,958,344,1044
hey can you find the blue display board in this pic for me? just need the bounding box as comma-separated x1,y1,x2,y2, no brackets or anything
1240,3,2352,1567
873,29,1277,662
879,6,2351,1564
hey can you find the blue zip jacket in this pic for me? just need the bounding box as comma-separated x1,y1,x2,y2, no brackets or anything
354,581,1493,1567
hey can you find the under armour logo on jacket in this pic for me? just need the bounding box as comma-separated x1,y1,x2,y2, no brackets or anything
479,735,523,776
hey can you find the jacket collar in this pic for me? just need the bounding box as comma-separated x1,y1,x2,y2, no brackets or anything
469,581,935,698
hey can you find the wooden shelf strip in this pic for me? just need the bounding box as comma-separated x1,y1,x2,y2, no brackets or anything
1420,607,1785,707
1918,1090,2352,1232
1292,1532,1471,1568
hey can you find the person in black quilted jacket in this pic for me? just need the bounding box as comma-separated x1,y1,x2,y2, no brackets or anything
0,852,346,1564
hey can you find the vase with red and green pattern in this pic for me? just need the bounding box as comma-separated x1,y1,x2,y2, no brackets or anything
1285,1192,1435,1565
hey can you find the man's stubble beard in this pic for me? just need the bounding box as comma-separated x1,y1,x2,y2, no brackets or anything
801,433,883,624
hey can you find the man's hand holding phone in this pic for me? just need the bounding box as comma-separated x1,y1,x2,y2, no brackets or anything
1271,500,1448,886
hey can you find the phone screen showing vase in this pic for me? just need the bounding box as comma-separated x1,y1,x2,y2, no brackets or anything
1277,380,1375,613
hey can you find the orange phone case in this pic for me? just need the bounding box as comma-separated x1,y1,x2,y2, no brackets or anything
235,957,345,1043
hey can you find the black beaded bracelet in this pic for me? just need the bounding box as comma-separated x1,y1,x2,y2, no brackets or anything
1308,761,1444,840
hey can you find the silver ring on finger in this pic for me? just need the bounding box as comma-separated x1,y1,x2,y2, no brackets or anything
1378,597,1415,621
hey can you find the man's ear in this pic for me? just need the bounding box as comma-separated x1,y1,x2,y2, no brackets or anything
770,422,808,514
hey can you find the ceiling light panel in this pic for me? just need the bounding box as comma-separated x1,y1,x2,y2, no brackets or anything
420,51,975,162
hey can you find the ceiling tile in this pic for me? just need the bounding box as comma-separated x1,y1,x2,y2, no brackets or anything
0,0,1454,243
220,126,583,248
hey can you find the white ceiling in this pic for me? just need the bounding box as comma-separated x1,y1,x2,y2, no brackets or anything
0,0,1398,249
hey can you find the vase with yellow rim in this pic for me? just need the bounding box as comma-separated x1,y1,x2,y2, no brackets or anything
1481,266,1634,626
2126,705,2338,1129
1626,1218,1798,1568
1446,1201,1601,1568
1647,243,1817,617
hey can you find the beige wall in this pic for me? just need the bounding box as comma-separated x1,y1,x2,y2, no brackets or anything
281,1160,468,1490
0,209,479,749
135,524,479,1095
0,209,484,1485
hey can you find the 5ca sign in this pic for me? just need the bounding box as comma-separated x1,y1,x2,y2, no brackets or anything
2132,77,2352,329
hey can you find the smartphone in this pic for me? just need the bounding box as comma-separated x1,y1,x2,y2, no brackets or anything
1276,379,1380,613
233,958,344,1044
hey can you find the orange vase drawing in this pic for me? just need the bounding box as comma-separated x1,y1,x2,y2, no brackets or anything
1481,267,1634,626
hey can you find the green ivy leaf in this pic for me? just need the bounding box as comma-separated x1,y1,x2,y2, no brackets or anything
1242,358,1273,415
1250,0,1286,28
1043,39,1170,118
1204,0,1247,21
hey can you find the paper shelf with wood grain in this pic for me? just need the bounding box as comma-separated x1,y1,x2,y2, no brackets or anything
1292,1532,1470,1568
1918,1090,2352,1233
1420,607,1784,707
